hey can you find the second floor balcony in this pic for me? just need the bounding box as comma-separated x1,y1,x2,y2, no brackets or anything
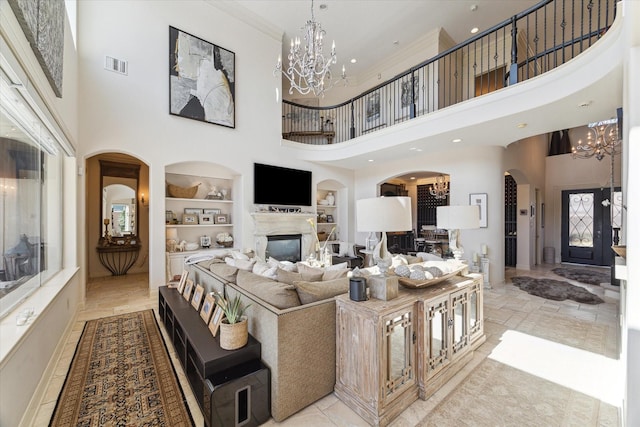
280,0,619,155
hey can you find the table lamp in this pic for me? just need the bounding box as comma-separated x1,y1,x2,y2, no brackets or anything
436,205,480,260
356,196,412,300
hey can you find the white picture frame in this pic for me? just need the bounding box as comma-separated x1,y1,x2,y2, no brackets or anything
469,193,488,228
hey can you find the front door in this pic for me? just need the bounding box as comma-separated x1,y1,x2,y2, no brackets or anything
561,188,619,266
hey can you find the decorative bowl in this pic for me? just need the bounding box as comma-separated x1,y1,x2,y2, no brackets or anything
185,242,199,251
318,200,329,205
218,241,233,248
167,182,200,198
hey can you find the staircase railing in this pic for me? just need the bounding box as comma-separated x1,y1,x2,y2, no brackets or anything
281,0,618,145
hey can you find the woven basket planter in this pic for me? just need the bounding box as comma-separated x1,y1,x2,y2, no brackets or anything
219,317,248,350
167,182,200,198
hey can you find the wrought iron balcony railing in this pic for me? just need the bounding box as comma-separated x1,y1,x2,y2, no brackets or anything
281,0,618,145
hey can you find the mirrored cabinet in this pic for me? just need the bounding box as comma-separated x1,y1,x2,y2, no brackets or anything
335,273,484,427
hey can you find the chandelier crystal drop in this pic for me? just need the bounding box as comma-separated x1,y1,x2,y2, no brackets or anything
430,175,450,199
274,0,346,97
572,118,620,161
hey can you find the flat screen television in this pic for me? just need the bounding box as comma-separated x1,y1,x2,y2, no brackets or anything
254,163,312,206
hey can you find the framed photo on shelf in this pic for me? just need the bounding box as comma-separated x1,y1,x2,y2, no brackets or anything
199,213,214,224
191,284,205,310
203,208,221,215
184,208,203,215
200,293,216,323
326,214,334,223
182,279,194,301
174,270,189,292
208,305,224,337
182,213,198,224
469,193,488,228
215,214,228,224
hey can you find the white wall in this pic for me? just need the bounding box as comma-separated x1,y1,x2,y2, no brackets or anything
355,145,505,286
76,1,354,288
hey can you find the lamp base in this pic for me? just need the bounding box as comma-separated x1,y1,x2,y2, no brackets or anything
368,274,398,301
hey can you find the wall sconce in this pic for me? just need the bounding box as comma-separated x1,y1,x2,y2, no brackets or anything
140,192,148,207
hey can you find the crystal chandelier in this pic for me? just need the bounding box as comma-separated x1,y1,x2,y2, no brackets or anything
430,175,450,199
274,0,346,97
572,118,620,161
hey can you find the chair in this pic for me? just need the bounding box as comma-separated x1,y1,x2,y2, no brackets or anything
421,225,441,254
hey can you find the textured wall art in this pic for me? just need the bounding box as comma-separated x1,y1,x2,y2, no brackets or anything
8,0,65,97
169,26,235,128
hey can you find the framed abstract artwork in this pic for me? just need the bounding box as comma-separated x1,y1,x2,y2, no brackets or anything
469,193,488,228
169,26,235,128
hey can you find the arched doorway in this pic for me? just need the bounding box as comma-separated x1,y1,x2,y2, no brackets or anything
86,153,150,280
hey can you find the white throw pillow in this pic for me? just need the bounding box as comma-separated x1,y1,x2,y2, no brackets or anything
230,251,250,261
268,257,298,272
325,262,348,270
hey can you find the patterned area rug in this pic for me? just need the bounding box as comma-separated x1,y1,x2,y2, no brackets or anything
49,310,193,426
512,276,604,304
552,267,610,286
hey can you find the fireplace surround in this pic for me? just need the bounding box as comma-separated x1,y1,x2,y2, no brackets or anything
252,213,316,261
266,234,302,262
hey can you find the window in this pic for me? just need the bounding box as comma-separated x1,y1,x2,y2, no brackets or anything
0,63,72,318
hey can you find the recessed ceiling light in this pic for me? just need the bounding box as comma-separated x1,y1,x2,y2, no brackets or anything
470,4,478,12
350,58,357,64
452,138,463,143
470,27,479,34
319,4,328,10
410,176,416,180
415,148,423,152
517,123,527,128
409,147,417,151
368,159,374,162
393,40,399,45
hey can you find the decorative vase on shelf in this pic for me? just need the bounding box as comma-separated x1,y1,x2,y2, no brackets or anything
326,192,335,206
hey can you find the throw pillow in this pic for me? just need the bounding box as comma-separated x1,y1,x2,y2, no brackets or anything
325,262,348,270
235,271,301,309
268,257,297,272
209,263,239,282
322,268,349,281
225,257,256,271
230,251,250,261
252,261,278,280
276,268,324,285
295,263,333,281
293,277,349,304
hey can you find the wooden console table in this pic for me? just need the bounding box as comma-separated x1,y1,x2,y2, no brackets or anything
334,274,484,426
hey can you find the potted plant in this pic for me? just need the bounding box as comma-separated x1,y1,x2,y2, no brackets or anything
214,293,251,350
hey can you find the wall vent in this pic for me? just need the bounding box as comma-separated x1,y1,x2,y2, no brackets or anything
104,56,128,75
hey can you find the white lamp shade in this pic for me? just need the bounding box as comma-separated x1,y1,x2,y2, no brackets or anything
166,227,179,240
357,196,412,232
436,205,480,230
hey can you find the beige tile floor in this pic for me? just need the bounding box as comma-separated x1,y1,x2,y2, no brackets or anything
33,265,621,426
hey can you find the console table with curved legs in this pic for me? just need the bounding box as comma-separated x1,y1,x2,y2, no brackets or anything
96,244,141,275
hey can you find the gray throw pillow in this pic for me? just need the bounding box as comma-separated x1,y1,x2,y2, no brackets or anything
293,277,349,304
277,268,323,285
235,271,301,309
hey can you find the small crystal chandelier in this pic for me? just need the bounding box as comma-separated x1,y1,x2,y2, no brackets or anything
430,175,450,199
274,0,346,97
572,118,620,161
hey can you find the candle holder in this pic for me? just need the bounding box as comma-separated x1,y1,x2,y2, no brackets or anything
103,218,110,239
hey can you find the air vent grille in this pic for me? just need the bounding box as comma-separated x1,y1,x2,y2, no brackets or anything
104,56,128,75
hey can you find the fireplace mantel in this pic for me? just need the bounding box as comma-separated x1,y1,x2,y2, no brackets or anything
252,213,316,260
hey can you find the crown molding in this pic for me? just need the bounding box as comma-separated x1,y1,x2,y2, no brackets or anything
203,0,283,42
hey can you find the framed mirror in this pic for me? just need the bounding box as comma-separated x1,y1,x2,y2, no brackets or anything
99,160,140,239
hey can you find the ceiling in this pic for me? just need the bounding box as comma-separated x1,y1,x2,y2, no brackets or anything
234,0,541,81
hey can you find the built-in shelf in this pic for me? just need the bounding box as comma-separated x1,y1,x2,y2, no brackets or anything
167,197,233,203
166,224,234,228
